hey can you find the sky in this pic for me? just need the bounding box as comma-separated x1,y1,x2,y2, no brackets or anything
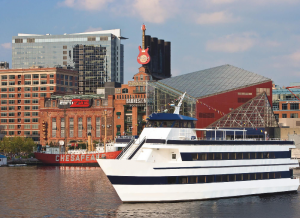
0,0,300,87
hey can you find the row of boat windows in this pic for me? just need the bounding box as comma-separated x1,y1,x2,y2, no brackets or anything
168,171,291,184
181,151,290,161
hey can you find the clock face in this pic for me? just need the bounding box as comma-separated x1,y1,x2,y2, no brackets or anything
140,55,148,63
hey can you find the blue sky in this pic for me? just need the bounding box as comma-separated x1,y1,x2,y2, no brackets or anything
0,0,300,86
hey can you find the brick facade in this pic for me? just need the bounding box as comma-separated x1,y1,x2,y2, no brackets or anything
39,95,114,146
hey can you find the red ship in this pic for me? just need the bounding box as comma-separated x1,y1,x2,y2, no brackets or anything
34,143,123,166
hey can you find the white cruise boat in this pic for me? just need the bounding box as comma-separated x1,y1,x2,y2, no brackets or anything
97,98,299,203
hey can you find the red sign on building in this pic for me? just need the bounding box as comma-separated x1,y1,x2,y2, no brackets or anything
70,99,91,108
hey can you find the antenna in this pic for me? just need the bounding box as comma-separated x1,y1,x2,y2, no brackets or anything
173,92,186,114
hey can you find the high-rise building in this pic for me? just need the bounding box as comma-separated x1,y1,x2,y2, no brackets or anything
12,29,124,94
0,67,78,142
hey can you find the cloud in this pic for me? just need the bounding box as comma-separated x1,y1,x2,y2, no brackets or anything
85,27,103,32
1,43,12,49
132,0,178,23
288,51,300,62
196,12,238,25
58,0,112,11
206,32,258,53
208,0,236,4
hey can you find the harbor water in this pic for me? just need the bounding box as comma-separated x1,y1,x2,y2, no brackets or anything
1,166,300,218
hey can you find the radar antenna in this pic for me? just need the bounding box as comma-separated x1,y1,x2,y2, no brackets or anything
173,92,186,114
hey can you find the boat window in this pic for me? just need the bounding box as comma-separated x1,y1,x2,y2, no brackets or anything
264,152,270,159
189,176,197,183
229,174,236,181
206,175,214,183
237,153,243,159
215,153,222,160
207,153,214,160
174,121,179,128
167,177,177,184
191,153,198,161
229,153,236,160
223,153,229,160
236,174,242,181
198,176,206,183
243,153,250,159
244,174,250,181
179,176,188,184
250,152,256,159
199,153,206,160
216,175,222,182
172,154,176,160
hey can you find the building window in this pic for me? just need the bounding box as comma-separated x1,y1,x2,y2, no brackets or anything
25,81,31,85
32,131,38,135
1,113,7,117
87,117,92,135
1,75,7,79
122,88,128,93
24,119,30,123
24,75,31,79
32,124,38,129
41,74,47,78
41,80,47,84
1,107,7,110
25,93,31,98
9,75,15,79
50,74,54,78
1,94,7,98
8,88,15,92
33,74,39,79
1,88,7,92
32,87,38,91
52,118,56,138
24,125,30,129
290,103,299,110
291,113,298,118
24,112,30,116
96,117,100,137
50,86,54,91
25,100,30,104
50,80,54,84
8,131,14,136
32,118,38,123
40,93,47,97
9,100,15,104
274,114,279,121
1,82,7,86
9,94,15,98
1,119,7,123
9,113,15,117
61,118,65,138
33,81,39,85
69,118,74,137
282,114,287,118
24,106,30,110
78,118,82,137
32,112,38,116
24,131,30,135
1,100,7,104
9,82,15,85
32,106,38,110
282,104,288,110
256,88,270,96
32,93,38,97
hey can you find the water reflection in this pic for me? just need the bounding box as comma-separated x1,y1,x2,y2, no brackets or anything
0,166,300,217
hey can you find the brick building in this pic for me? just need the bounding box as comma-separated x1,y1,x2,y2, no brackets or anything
39,95,114,146
0,67,78,141
114,67,149,136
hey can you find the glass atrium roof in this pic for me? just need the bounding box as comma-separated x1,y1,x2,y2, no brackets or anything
158,64,271,99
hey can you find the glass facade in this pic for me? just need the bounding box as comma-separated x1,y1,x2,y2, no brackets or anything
12,30,124,94
146,81,196,118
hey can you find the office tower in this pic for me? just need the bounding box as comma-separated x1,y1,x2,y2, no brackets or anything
0,67,78,142
12,29,124,94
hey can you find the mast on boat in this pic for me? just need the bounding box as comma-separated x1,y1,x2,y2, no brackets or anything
173,92,186,114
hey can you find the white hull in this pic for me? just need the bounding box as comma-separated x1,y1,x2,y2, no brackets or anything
114,179,299,202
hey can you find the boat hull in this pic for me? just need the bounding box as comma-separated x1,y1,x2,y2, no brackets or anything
113,179,299,202
35,151,121,166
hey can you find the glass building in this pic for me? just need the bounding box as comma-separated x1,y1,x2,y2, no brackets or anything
12,29,124,94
